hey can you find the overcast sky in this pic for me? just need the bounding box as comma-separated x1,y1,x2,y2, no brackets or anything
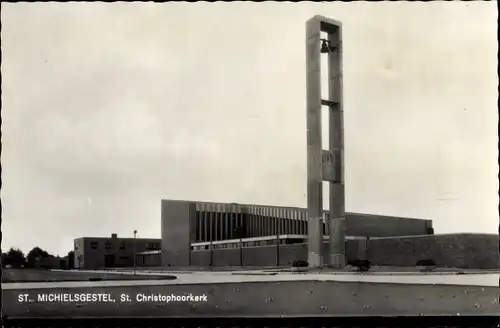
2,2,498,256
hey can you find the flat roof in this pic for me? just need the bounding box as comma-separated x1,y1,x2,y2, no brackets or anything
74,237,160,241
162,198,430,221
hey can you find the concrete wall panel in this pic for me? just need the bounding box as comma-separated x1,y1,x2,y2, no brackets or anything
213,249,240,267
191,250,212,267
161,200,195,267
243,246,277,266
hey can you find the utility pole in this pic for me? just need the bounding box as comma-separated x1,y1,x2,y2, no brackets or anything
133,230,137,275
276,232,280,266
210,239,213,267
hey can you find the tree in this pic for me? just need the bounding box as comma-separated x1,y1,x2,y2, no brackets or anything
4,248,26,268
67,250,75,270
26,247,50,268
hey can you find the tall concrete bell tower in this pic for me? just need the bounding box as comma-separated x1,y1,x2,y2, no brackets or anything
306,16,346,268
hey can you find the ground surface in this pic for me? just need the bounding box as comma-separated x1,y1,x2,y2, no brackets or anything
108,265,500,274
3,269,498,289
2,269,176,283
3,279,498,318
3,269,498,318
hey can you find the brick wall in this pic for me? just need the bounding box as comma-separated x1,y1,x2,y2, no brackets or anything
188,234,497,269
367,233,498,269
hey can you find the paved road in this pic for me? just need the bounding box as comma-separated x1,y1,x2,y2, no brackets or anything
2,269,175,283
3,271,498,290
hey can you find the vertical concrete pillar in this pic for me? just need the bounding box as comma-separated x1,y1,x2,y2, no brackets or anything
217,204,222,240
251,206,256,237
268,207,272,236
270,207,274,236
328,21,346,269
275,208,278,236
284,210,289,235
276,208,279,235
260,207,265,236
251,206,254,237
293,210,298,234
201,203,207,242
254,206,258,237
256,207,261,236
271,207,278,236
247,206,252,237
276,208,280,235
306,16,324,268
237,204,241,237
279,209,284,236
223,204,228,240
261,207,265,236
302,211,308,235
255,207,259,236
296,210,301,235
214,204,219,241
229,205,234,239
265,207,271,236
240,205,245,236
237,205,242,237
235,204,240,238
196,206,201,242
297,211,303,235
208,203,214,243
262,207,267,236
283,209,287,235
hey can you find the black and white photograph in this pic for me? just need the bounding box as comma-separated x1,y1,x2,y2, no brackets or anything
1,1,498,325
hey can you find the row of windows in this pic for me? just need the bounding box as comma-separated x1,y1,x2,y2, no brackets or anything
88,241,161,250
191,238,305,251
146,243,161,250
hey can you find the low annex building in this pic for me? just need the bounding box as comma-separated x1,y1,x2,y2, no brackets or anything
73,233,160,270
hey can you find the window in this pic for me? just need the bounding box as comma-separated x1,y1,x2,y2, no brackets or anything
119,242,126,250
146,243,160,250
90,242,98,250
105,242,112,250
119,256,130,260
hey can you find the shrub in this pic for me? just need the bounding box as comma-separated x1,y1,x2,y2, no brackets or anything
416,259,436,272
348,259,371,272
292,260,308,268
